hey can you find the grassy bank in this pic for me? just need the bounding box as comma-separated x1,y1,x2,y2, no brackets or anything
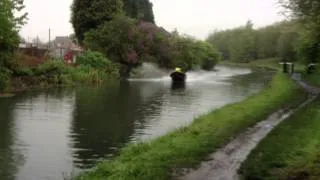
240,97,320,180
75,72,307,180
4,61,118,93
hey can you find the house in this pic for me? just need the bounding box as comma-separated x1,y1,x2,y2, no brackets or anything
49,36,83,64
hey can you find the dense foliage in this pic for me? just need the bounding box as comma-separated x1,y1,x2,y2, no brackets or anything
76,50,116,69
207,21,301,63
84,16,220,76
0,0,27,91
123,0,154,23
167,35,220,70
71,0,219,77
84,17,139,65
70,0,123,44
280,0,320,64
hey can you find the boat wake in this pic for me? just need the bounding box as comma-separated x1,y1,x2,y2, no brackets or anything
128,64,252,84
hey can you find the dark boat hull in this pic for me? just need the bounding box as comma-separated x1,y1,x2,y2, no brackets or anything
170,72,186,82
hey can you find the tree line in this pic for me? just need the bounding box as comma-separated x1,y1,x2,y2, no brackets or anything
123,0,155,23
207,20,301,63
207,0,319,65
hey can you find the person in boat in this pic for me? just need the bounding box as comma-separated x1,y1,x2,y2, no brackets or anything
170,67,186,82
175,67,183,73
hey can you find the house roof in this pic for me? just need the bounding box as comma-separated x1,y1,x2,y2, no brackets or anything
51,36,83,51
53,36,73,48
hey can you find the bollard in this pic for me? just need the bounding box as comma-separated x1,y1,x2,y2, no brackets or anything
283,63,288,73
307,64,317,74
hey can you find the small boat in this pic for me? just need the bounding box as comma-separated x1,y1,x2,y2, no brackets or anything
171,81,186,90
170,68,186,82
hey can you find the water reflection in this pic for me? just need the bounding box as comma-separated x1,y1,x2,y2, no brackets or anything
171,82,186,91
0,98,22,180
1,89,76,180
226,70,275,98
0,66,274,180
69,81,168,169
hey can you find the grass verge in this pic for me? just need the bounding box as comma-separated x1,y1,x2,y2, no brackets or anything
220,58,306,72
219,58,281,70
75,72,307,180
239,97,320,180
302,72,320,87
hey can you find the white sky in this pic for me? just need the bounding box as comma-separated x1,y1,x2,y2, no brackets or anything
19,0,285,42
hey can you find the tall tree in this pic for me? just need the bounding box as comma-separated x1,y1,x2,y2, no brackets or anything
70,0,123,44
255,23,282,59
0,0,27,66
207,29,232,60
123,0,155,23
0,0,27,91
277,30,299,62
280,0,320,63
280,0,320,23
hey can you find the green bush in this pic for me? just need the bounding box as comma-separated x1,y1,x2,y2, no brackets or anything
34,60,70,76
77,51,111,69
161,36,220,71
197,41,220,70
202,58,216,70
13,67,34,76
76,51,120,78
67,64,118,84
0,67,10,92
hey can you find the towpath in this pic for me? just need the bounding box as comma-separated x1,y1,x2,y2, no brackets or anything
179,73,319,180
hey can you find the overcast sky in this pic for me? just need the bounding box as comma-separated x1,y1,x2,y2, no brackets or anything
19,0,285,42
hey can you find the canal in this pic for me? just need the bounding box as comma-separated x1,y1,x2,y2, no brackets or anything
0,65,273,180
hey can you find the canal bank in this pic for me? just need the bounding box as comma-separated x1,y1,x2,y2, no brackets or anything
181,73,318,180
239,73,320,180
178,60,319,180
74,71,308,180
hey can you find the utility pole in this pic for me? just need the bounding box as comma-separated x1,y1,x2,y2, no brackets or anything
36,35,39,47
48,28,51,49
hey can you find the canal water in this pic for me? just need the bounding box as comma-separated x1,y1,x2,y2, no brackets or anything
0,65,273,180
